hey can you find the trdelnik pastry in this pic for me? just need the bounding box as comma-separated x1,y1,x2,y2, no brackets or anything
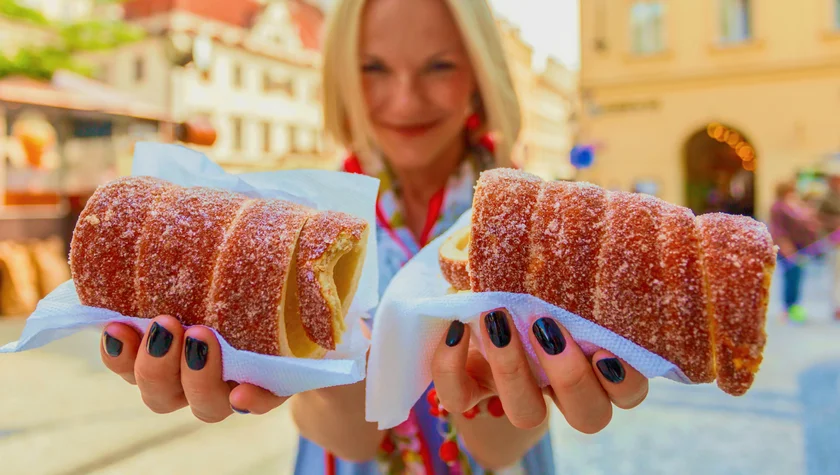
70,176,369,359
439,168,777,396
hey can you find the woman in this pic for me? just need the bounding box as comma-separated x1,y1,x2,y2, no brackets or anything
769,181,819,323
97,0,650,473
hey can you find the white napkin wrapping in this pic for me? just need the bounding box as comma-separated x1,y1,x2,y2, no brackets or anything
366,208,693,430
0,142,380,397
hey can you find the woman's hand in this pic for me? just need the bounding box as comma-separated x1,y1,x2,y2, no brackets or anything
99,315,287,422
432,308,649,434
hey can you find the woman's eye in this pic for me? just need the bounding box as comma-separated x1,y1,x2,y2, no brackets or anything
362,62,387,74
427,61,455,73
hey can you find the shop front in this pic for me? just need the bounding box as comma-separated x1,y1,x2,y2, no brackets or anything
0,72,169,316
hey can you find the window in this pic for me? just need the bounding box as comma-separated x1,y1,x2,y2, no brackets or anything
263,70,294,95
720,0,752,44
262,121,272,153
232,63,243,88
262,71,271,92
232,117,243,151
289,125,298,152
630,2,665,55
134,56,145,82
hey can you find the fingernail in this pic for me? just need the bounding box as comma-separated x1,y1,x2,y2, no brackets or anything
231,405,250,415
146,322,173,358
485,310,511,348
597,358,626,383
185,336,209,371
103,332,123,357
445,321,465,347
532,317,566,355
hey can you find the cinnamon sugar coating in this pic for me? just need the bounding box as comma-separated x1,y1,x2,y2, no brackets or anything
526,180,607,321
461,169,776,394
439,256,471,291
657,203,715,383
70,176,175,317
470,168,542,293
594,191,667,361
207,199,311,356
697,213,775,396
70,176,369,358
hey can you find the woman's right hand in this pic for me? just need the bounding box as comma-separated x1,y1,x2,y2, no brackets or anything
100,315,288,422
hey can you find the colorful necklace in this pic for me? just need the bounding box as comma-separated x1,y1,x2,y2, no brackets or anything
332,116,506,475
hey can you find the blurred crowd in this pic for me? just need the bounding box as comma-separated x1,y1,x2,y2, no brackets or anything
769,164,840,323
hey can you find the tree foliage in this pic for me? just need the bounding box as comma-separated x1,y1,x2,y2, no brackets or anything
0,0,143,80
0,0,48,25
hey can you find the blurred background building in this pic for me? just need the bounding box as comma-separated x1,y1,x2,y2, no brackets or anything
498,18,580,181
577,0,840,220
84,0,333,174
0,0,580,319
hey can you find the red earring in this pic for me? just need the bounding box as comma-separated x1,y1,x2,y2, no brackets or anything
479,134,495,154
465,113,481,132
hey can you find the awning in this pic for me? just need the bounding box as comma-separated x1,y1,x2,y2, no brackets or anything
0,70,171,123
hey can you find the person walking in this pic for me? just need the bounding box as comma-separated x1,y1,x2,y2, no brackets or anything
769,181,819,323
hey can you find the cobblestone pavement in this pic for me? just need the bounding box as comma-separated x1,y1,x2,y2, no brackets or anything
1,260,838,474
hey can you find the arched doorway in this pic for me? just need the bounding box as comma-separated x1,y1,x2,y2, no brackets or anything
683,123,756,217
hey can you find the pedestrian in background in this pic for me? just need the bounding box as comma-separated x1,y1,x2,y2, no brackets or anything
817,164,840,321
769,181,819,323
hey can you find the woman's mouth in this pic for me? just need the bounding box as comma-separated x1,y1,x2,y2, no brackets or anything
383,121,440,138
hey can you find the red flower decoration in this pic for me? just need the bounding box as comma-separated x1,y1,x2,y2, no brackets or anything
426,388,438,406
462,405,480,419
379,436,396,454
487,396,505,417
439,440,460,463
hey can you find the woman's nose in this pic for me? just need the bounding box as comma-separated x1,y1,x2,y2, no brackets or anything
387,75,425,116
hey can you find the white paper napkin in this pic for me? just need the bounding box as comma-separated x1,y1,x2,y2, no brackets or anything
0,142,380,397
366,208,694,430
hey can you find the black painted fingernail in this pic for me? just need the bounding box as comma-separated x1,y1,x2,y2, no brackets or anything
597,358,626,383
445,321,465,347
532,318,566,355
485,310,511,348
146,322,173,358
231,406,250,415
104,332,123,357
185,337,209,371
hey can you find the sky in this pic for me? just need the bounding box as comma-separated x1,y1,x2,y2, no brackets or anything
489,0,580,70
313,0,581,71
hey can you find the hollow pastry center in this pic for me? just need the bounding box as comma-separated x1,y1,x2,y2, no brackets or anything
284,242,321,358
321,232,367,338
333,241,364,316
443,226,471,261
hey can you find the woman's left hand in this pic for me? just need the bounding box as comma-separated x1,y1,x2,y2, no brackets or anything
431,308,649,434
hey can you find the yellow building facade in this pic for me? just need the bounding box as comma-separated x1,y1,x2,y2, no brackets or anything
578,0,840,219
498,19,578,181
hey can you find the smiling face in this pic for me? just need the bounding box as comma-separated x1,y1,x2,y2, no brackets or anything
359,0,477,171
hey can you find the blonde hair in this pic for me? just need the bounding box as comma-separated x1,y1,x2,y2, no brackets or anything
321,0,522,170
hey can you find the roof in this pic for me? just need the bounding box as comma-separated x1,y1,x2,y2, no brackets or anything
287,0,324,50
122,0,262,28
0,71,170,122
122,0,324,51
